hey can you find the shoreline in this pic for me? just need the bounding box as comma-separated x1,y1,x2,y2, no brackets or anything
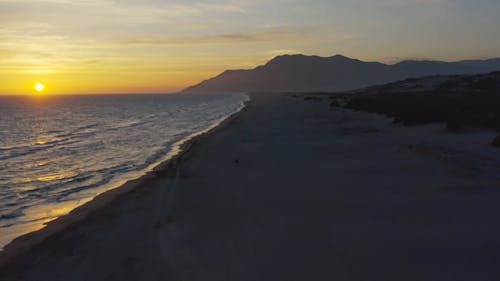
0,94,250,266
2,92,499,280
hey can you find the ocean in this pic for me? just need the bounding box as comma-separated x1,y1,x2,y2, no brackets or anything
0,92,248,249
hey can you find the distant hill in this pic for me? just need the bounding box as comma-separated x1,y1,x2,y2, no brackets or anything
183,54,500,93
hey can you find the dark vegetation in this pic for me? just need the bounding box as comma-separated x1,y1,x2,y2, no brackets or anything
333,72,500,146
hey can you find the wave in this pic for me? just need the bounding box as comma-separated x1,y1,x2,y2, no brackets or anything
0,92,249,249
0,138,81,161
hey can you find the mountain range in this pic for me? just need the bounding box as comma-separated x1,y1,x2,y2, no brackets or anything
183,54,500,93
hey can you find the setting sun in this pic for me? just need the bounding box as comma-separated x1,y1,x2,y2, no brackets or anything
35,83,45,92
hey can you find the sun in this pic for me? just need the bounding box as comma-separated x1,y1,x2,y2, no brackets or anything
35,83,45,92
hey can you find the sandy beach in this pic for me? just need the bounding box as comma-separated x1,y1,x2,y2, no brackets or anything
1,93,500,281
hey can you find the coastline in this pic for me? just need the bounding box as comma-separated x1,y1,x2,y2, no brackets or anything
0,93,250,266
1,92,499,280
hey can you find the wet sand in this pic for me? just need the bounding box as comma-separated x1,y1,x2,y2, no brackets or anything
1,93,500,281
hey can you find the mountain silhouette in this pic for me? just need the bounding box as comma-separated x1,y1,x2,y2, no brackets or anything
183,54,500,93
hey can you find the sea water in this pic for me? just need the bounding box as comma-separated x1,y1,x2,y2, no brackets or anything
0,93,248,249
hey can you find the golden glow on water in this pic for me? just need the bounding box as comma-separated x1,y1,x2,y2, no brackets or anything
0,92,248,250
37,174,65,182
40,205,78,222
12,177,36,184
23,158,65,169
37,172,76,182
0,202,78,250
25,201,87,224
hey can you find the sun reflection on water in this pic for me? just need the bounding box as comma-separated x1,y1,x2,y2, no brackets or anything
36,171,77,182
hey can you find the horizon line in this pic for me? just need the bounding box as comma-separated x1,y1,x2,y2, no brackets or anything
0,92,183,97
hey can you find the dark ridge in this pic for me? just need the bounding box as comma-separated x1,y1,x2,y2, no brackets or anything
183,54,500,93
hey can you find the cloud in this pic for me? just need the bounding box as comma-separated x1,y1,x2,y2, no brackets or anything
109,29,312,47
0,0,247,29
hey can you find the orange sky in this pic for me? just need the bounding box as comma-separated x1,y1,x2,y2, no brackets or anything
1,0,500,95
